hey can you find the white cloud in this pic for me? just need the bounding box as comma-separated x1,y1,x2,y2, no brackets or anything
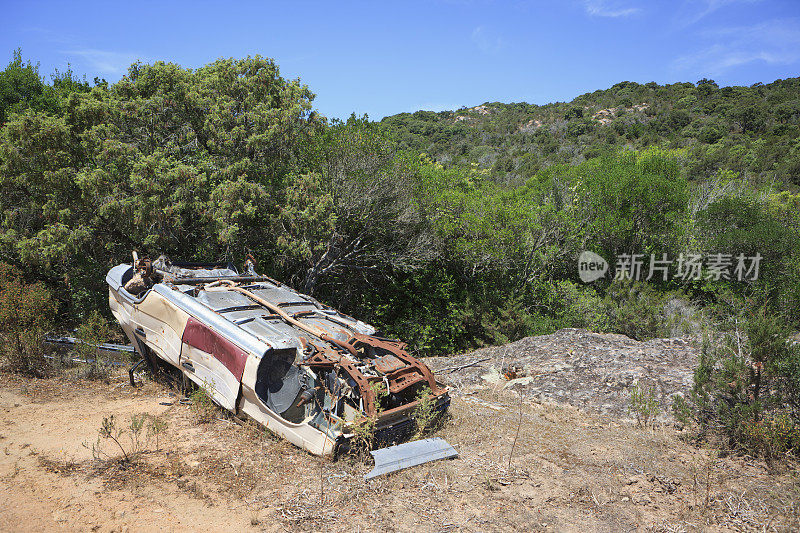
61,48,141,75
471,26,504,53
582,0,640,18
673,18,800,75
679,0,761,26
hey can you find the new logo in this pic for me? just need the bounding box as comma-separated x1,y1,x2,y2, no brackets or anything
578,251,608,283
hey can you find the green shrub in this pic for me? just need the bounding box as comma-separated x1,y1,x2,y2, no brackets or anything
75,310,112,379
548,280,609,331
412,386,436,439
603,280,675,340
629,381,661,428
0,263,57,376
682,309,800,459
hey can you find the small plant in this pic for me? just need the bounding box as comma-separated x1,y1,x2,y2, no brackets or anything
147,415,168,451
99,415,131,462
671,394,694,428
370,380,389,413
86,413,169,464
348,414,377,459
190,380,217,423
507,391,524,473
75,310,112,379
629,381,661,428
740,413,800,459
690,452,717,514
129,413,147,453
412,386,436,439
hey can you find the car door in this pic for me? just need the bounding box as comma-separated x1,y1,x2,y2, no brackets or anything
180,316,247,411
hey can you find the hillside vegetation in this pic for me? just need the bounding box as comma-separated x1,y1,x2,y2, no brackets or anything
380,78,800,187
1,50,799,458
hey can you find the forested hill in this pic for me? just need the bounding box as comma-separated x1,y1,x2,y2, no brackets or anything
380,78,800,186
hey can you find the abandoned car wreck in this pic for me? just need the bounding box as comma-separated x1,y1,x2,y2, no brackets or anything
106,255,450,456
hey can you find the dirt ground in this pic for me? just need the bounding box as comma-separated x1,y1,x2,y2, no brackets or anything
1,370,798,532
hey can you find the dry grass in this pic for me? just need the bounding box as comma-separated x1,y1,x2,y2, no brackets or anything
3,370,799,532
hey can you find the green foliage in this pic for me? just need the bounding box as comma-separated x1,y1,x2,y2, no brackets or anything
0,49,60,123
629,382,661,428
681,310,800,458
379,77,800,186
573,148,688,258
75,310,112,379
0,263,56,376
603,281,675,340
190,380,218,423
412,386,437,439
0,55,320,320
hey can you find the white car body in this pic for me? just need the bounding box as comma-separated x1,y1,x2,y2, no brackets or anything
107,260,449,455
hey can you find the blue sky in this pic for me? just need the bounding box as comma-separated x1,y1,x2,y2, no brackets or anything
2,0,799,120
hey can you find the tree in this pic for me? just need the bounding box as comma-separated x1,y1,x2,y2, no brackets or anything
0,56,322,319
574,149,688,260
280,116,435,296
0,49,58,124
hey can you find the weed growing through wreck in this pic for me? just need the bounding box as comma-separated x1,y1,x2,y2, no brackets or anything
349,414,377,458
371,380,389,410
629,381,661,428
190,379,217,423
342,382,387,460
412,386,436,439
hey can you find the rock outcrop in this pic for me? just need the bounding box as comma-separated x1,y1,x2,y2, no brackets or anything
427,328,698,421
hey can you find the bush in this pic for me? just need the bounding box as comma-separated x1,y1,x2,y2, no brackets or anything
603,280,676,340
684,309,800,459
190,380,218,423
629,381,661,428
75,310,112,379
0,263,57,376
86,413,168,464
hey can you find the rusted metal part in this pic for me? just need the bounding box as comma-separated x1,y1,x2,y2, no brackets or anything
373,354,405,374
385,367,427,394
349,332,443,394
303,343,378,417
216,281,329,339
135,256,153,276
321,334,359,358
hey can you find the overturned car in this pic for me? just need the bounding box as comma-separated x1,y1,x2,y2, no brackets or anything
107,255,449,456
